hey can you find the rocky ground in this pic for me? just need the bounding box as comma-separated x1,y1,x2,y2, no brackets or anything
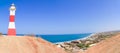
83,33,120,53
56,31,120,53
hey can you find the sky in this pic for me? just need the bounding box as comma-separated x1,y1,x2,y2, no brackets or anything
0,0,120,34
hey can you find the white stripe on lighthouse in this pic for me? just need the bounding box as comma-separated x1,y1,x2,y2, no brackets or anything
10,11,15,15
8,22,15,28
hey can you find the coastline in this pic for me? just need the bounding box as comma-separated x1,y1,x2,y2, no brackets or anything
55,30,120,44
38,33,91,43
55,31,120,53
54,33,92,44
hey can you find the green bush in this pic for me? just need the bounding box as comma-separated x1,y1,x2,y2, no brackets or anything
77,43,89,50
25,34,35,37
77,43,84,48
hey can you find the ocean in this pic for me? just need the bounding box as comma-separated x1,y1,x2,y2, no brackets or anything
36,33,91,43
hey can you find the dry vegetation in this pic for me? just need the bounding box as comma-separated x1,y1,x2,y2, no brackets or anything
24,34,36,37
0,33,2,36
56,31,120,53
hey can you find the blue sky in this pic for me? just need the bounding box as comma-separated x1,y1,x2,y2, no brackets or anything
0,0,120,34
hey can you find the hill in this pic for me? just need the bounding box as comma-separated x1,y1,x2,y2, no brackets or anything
78,33,120,53
0,36,67,53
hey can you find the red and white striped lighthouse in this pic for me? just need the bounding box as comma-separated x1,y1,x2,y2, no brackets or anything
8,3,16,36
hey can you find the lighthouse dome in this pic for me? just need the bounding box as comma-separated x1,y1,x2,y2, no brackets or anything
10,3,16,11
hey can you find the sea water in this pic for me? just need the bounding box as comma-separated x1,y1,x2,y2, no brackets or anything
36,33,91,43
16,33,91,43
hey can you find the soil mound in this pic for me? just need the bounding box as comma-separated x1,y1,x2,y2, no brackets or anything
0,36,67,53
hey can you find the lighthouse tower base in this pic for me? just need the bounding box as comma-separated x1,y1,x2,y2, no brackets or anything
8,29,16,36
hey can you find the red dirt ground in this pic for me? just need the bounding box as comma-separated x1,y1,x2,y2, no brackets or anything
0,36,67,53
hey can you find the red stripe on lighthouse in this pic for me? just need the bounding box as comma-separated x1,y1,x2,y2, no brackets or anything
10,15,15,22
8,29,16,36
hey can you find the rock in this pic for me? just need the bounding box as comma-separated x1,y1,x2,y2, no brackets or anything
71,41,79,44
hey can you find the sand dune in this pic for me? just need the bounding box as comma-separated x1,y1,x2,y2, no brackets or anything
78,34,120,53
0,36,67,53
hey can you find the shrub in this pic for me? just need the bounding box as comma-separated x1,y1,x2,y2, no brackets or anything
0,33,2,36
77,43,89,50
24,34,36,37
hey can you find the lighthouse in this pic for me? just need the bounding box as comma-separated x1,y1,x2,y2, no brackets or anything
8,3,16,36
